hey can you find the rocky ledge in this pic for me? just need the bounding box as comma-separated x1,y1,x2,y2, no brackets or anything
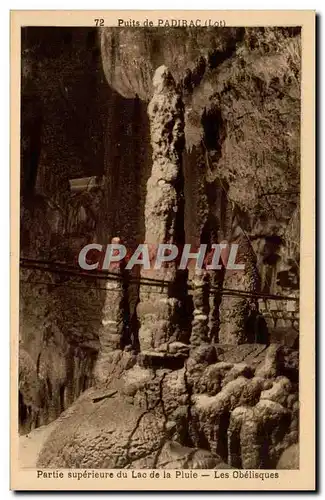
36,342,298,469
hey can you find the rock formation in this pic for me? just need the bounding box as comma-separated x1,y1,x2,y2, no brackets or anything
94,237,130,386
190,269,210,347
36,341,299,469
137,65,186,352
219,233,261,344
20,27,301,468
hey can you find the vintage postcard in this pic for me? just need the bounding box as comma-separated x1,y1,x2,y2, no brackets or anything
10,10,315,491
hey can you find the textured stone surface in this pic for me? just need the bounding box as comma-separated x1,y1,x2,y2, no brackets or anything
277,443,299,469
132,441,230,469
191,377,248,459
99,27,243,101
137,65,186,352
219,235,261,345
19,348,44,433
36,339,299,469
255,344,281,379
93,350,137,388
217,343,268,363
260,376,292,406
227,398,293,469
190,270,210,346
37,389,167,468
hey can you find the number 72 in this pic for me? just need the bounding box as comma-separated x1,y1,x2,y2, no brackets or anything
94,19,104,27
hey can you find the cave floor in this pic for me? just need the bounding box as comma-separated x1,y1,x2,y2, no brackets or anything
19,421,57,468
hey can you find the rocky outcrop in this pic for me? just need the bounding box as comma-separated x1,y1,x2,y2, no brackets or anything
36,342,298,469
37,382,230,469
132,441,229,469
277,443,299,469
19,348,44,433
99,27,243,101
37,389,165,468
19,264,99,431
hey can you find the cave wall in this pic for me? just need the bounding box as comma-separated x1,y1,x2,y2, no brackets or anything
19,27,152,431
99,26,301,285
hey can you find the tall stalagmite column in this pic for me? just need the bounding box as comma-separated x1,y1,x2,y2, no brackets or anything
137,65,185,352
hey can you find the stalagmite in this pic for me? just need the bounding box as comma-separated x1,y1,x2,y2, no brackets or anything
94,237,127,383
137,65,185,351
190,269,210,347
99,237,126,352
219,231,261,344
99,273,125,351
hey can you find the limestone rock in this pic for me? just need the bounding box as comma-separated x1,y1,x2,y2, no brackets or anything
162,368,189,415
254,400,291,467
121,365,154,397
128,441,231,469
219,235,261,345
255,344,281,379
228,406,252,468
185,344,218,390
189,344,217,365
191,377,248,458
131,367,188,419
238,376,265,406
19,348,43,409
37,390,167,468
276,443,299,469
260,376,292,406
161,442,226,469
190,270,210,346
218,343,268,364
137,65,185,352
240,408,261,469
290,400,299,434
194,362,233,396
93,350,136,387
100,27,242,100
222,363,254,387
19,348,44,433
157,341,190,355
